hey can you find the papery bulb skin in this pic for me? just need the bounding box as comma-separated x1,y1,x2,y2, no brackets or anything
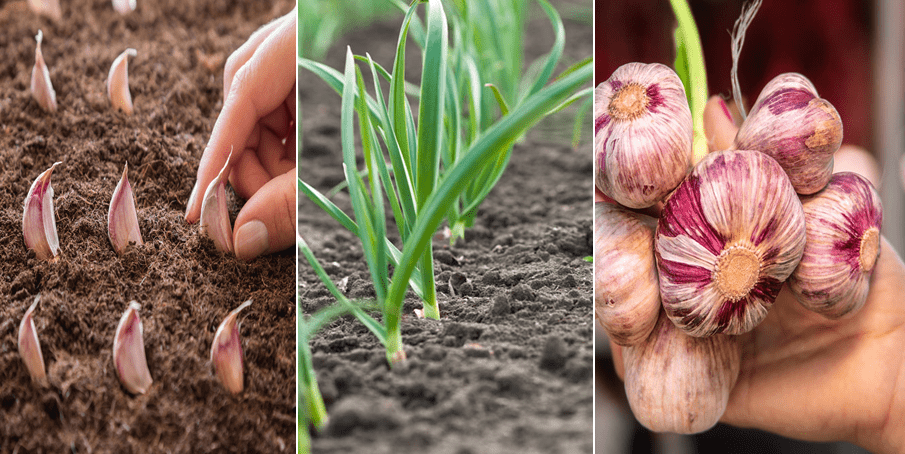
594,63,692,209
594,202,660,346
734,73,842,195
623,310,740,434
789,172,883,318
656,150,806,337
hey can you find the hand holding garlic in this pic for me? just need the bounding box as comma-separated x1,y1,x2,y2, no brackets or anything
604,97,905,451
184,9,296,262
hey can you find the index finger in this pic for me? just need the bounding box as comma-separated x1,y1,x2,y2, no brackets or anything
185,12,297,223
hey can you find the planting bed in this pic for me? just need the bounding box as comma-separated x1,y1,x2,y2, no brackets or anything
299,2,594,452
0,0,295,452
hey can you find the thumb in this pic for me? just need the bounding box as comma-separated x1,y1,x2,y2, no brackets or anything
233,169,296,261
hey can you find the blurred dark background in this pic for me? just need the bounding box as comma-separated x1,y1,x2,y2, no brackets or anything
594,1,900,453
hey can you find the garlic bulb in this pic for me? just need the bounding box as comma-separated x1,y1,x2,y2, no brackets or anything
594,62,692,209
656,150,806,337
788,172,882,318
734,73,842,195
623,310,740,434
594,202,660,346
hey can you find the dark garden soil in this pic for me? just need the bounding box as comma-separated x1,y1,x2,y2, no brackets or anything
298,2,594,453
0,0,295,452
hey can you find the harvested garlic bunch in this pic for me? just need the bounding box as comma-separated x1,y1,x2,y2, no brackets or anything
200,152,234,254
656,150,806,337
734,73,842,195
18,295,47,385
788,172,883,318
107,48,137,115
31,30,57,113
23,162,62,261
108,163,144,254
113,301,153,394
594,202,660,346
211,300,253,394
623,310,740,434
594,63,692,209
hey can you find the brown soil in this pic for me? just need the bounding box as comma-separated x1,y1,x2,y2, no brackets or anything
298,2,594,453
0,0,295,452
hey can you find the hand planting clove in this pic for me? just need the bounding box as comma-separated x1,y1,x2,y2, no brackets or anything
185,8,297,262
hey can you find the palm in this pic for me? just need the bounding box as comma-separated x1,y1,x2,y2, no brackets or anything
722,238,905,452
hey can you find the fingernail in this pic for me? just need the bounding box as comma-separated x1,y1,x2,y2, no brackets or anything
719,98,733,123
185,180,201,223
234,220,269,261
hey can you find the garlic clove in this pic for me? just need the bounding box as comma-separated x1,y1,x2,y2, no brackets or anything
199,151,234,254
734,73,843,195
23,162,62,261
31,30,57,113
108,163,144,254
18,295,47,385
211,300,253,395
656,150,806,337
595,62,692,209
112,0,136,14
789,172,883,318
594,202,660,346
623,310,740,434
107,48,137,115
27,0,62,22
113,301,153,394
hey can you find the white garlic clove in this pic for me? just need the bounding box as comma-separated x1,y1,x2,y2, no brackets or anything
211,300,253,394
113,301,153,394
734,73,843,195
112,0,136,14
656,150,806,337
108,163,144,254
27,0,62,22
199,152,234,254
23,162,62,261
18,295,47,385
31,30,57,113
107,48,137,115
594,202,660,346
623,310,740,434
789,172,883,318
594,62,692,209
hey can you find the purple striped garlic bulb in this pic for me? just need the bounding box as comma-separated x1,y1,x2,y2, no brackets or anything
623,310,740,434
655,150,806,337
788,172,882,318
594,63,692,209
734,73,843,195
594,202,660,346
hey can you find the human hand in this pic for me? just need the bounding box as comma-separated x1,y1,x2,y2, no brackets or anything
608,96,905,453
184,8,297,261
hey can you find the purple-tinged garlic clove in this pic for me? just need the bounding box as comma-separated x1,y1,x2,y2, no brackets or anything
107,48,137,115
788,172,883,318
656,150,806,337
113,301,153,394
733,73,843,195
108,163,144,254
211,300,252,394
27,0,62,22
623,310,740,434
594,202,660,346
31,30,57,113
18,295,47,385
23,162,62,261
594,62,692,209
200,151,234,254
112,0,136,14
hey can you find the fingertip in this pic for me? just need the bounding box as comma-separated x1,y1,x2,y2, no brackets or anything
233,170,296,261
704,95,739,152
184,178,202,223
